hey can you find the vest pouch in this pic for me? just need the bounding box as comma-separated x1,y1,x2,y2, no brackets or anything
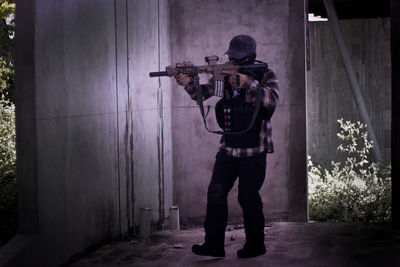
224,102,262,148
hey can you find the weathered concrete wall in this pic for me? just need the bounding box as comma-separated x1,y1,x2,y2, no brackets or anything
128,0,174,228
35,4,121,265
4,0,173,266
307,19,391,163
170,0,307,223
3,0,306,265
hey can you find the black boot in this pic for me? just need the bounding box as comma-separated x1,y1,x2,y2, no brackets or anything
192,243,225,257
237,243,266,258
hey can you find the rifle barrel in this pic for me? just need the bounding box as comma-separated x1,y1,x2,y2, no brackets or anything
149,71,168,77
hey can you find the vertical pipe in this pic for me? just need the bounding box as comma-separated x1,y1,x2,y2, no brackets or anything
157,0,165,227
125,0,135,235
113,0,122,237
305,0,310,223
322,0,383,162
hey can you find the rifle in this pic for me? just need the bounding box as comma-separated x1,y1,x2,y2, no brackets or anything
149,55,268,97
149,56,269,135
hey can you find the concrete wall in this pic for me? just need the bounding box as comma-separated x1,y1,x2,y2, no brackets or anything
307,19,391,163
35,4,120,265
128,0,173,231
3,0,173,266
170,0,307,223
2,0,307,265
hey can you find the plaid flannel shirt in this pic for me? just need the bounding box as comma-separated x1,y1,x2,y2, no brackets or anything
184,69,279,157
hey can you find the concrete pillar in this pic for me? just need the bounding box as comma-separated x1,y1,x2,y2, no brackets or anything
0,1,41,266
391,0,400,224
15,0,38,238
287,0,308,221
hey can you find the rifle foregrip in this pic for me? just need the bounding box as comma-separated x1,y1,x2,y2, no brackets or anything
149,71,168,77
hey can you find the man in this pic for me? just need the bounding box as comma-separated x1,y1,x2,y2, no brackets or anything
175,35,279,258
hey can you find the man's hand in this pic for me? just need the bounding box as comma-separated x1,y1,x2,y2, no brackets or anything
222,70,251,89
175,74,192,86
167,62,193,86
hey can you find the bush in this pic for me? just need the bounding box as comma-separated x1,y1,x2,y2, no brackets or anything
308,119,391,222
0,96,17,245
0,0,15,104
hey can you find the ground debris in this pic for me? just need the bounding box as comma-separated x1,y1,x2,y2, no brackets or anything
172,243,183,249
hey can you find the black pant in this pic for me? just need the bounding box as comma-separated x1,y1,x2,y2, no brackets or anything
204,151,267,247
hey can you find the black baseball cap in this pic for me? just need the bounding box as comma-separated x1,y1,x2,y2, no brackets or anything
224,35,257,60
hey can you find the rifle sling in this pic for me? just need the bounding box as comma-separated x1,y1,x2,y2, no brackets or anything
195,73,267,136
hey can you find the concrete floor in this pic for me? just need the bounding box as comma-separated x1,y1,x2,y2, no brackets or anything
69,222,400,267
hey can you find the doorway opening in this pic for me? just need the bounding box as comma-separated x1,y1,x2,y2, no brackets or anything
306,0,392,222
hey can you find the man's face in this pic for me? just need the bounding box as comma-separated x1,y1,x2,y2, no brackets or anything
229,56,254,66
229,56,247,64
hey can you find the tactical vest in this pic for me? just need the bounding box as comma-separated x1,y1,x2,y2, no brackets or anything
215,67,268,148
